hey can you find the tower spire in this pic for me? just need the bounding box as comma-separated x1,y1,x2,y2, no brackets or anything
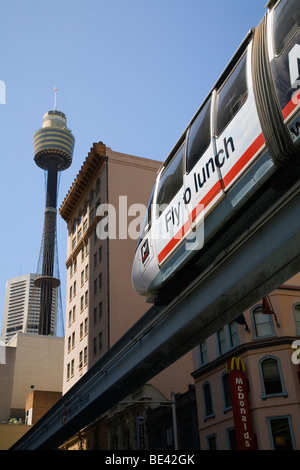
54,86,58,111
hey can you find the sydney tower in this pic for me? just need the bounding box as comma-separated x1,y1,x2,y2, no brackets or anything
33,91,75,335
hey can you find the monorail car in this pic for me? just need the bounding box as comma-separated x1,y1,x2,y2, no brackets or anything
132,0,300,304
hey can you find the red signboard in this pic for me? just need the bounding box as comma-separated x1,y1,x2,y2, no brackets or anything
226,357,255,450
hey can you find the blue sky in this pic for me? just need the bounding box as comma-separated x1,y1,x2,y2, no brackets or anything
0,0,267,332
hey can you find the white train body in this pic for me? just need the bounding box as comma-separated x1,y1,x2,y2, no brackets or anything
132,0,300,303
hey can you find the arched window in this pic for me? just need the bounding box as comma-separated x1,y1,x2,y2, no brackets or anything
251,305,276,339
259,356,287,399
202,382,214,420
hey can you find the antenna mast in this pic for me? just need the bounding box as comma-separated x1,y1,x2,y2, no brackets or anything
54,86,58,111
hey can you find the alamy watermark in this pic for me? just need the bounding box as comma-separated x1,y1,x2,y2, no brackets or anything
291,340,300,365
95,196,204,251
0,80,6,104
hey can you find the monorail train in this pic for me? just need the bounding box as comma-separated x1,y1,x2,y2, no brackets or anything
132,0,300,304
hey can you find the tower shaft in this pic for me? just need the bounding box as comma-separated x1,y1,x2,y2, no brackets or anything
39,163,58,335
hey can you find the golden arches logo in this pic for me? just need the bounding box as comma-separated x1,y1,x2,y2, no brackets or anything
226,357,246,373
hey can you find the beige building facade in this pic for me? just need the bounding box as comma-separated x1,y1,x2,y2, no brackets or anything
192,274,300,450
59,142,193,399
0,332,63,424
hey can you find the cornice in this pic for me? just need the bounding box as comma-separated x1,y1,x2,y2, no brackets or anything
192,335,298,379
59,142,107,222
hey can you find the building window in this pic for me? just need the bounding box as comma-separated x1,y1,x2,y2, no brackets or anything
99,245,102,262
80,296,84,311
202,382,214,420
94,252,97,268
266,416,295,450
251,306,275,339
84,317,88,335
93,307,97,325
84,346,88,365
94,279,97,295
83,219,88,233
83,202,88,217
80,322,83,340
228,321,239,348
93,337,97,355
85,264,89,281
79,351,83,369
72,305,76,322
222,373,232,411
67,363,70,380
69,286,72,301
98,332,103,351
81,270,84,286
217,328,226,355
90,189,94,206
198,341,208,366
68,310,72,326
226,428,237,450
68,335,71,352
71,359,74,376
293,303,300,335
96,198,101,214
85,240,89,256
259,356,287,399
206,434,217,450
72,331,75,349
99,302,103,320
78,228,82,242
96,177,101,196
99,273,102,290
85,290,88,307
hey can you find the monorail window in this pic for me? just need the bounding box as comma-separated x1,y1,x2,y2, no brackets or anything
156,145,184,217
216,54,248,137
273,0,300,56
186,97,211,174
138,184,155,246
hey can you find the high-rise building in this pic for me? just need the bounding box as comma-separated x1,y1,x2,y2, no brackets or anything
1,274,57,344
59,141,193,397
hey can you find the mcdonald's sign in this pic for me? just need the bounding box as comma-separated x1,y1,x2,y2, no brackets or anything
226,357,255,450
226,357,246,372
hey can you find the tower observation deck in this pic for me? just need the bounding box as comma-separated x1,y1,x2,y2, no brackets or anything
33,100,75,335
